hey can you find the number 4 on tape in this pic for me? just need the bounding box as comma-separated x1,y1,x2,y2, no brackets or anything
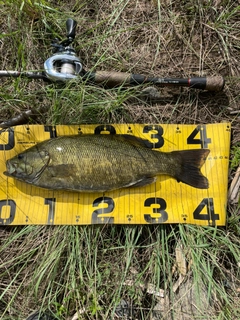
194,198,219,225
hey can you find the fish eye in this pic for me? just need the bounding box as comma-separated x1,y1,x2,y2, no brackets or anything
17,154,24,160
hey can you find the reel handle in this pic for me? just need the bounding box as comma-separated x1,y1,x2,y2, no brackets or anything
66,18,77,39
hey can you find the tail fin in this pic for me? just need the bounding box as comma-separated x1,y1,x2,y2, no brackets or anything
172,149,210,189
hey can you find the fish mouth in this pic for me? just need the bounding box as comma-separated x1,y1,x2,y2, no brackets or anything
4,160,34,178
4,161,17,177
3,171,11,177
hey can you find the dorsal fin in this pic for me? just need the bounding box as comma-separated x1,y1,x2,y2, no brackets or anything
119,134,149,147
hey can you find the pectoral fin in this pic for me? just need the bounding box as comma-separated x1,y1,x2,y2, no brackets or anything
46,164,77,178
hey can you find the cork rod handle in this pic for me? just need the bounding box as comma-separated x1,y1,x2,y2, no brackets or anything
86,71,225,92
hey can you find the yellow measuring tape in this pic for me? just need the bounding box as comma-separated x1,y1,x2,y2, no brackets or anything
0,123,230,226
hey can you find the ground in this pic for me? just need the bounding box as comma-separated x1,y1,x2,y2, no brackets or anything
0,1,239,319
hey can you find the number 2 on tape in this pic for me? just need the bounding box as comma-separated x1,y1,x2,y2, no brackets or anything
91,197,114,224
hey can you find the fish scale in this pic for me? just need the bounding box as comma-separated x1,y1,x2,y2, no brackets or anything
4,134,210,192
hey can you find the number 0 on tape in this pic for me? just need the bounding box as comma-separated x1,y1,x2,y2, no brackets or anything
0,123,230,226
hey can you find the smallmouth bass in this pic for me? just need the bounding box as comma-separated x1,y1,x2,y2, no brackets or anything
4,134,210,192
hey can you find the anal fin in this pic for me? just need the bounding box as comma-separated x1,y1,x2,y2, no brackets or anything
129,176,156,188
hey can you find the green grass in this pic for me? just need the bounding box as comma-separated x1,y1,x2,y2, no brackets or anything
230,144,240,169
0,0,240,319
1,224,239,319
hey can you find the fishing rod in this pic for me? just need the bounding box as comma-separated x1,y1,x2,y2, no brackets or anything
0,18,224,92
